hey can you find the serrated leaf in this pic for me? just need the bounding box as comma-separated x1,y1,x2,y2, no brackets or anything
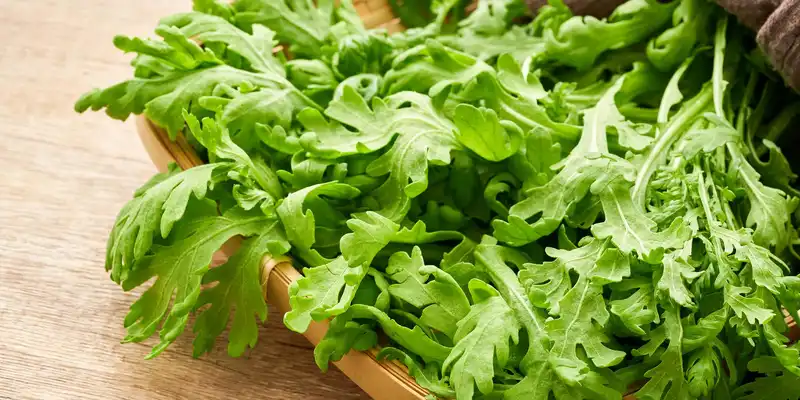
453,104,522,162
75,18,294,138
303,89,460,220
284,256,367,333
593,183,692,263
313,319,378,372
610,277,658,336
160,12,284,75
686,345,721,397
233,0,346,58
656,250,702,308
732,356,800,400
377,348,455,399
317,304,451,368
443,279,521,400
382,40,493,96
494,77,632,246
635,306,691,400
386,247,470,338
192,221,291,357
730,146,796,253
725,285,775,325
120,205,271,358
276,182,360,250
737,243,788,294
106,163,221,283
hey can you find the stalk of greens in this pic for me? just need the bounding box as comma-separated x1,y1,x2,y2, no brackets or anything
77,0,800,398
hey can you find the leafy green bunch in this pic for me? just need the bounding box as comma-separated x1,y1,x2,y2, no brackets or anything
77,0,800,398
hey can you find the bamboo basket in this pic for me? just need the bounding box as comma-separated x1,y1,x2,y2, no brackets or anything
133,1,800,399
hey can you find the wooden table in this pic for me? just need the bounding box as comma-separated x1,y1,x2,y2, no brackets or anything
0,1,368,399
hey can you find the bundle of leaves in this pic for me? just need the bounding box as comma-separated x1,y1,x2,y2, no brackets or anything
76,0,800,398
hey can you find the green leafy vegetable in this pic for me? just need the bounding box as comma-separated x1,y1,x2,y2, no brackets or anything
79,0,800,398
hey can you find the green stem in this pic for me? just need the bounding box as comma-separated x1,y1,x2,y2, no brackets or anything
712,15,728,119
632,85,713,208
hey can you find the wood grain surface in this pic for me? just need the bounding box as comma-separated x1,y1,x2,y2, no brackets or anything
0,1,368,399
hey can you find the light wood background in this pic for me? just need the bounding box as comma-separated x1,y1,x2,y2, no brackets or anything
0,1,368,399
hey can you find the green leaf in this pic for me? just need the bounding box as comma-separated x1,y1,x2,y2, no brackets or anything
304,89,460,220
680,123,740,159
276,182,360,250
519,259,571,313
385,247,470,339
120,205,272,358
483,173,518,218
656,250,702,308
106,163,221,283
450,70,581,143
724,285,775,326
458,0,525,36
192,0,234,20
635,306,691,400
340,211,463,268
198,87,298,139
377,348,455,399
192,221,291,357
737,244,788,294
75,19,294,138
286,59,338,106
255,124,304,154
284,256,367,333
542,0,676,70
732,356,800,400
764,323,800,376
331,33,394,77
184,112,284,198
682,308,727,352
686,345,721,398
611,120,654,152
453,104,522,162
543,242,629,385
752,139,800,198
646,0,713,72
160,12,284,75
443,279,521,400
729,138,796,253
382,40,493,96
495,53,547,103
276,153,346,191
609,277,658,336
494,76,633,246
593,183,692,263
547,275,626,379
439,26,545,62
318,304,451,366
339,211,401,267
233,0,346,58
314,318,378,372
474,242,547,339
508,127,562,191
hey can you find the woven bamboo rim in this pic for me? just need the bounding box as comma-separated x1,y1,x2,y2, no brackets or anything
132,1,800,399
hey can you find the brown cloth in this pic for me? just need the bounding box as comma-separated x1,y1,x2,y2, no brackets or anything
755,0,800,91
525,0,800,91
715,0,782,31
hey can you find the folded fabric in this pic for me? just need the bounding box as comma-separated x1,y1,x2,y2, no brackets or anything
525,0,800,91
715,0,782,31
756,0,800,91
